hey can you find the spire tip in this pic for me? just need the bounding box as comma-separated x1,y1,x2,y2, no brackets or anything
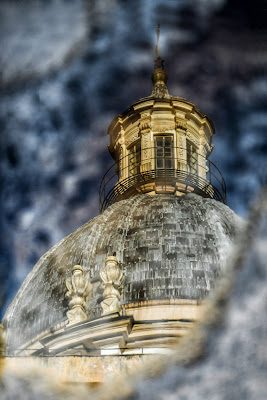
151,24,170,98
156,24,160,58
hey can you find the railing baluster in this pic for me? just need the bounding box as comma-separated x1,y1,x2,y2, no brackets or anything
99,146,226,212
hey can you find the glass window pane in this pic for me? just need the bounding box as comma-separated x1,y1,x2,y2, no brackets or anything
165,137,172,147
186,140,198,174
128,142,140,176
156,137,163,147
157,159,163,169
165,159,172,169
157,148,164,157
165,148,172,157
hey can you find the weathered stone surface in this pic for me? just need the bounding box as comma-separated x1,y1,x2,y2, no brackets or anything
0,190,265,400
3,193,241,350
4,355,147,384
108,190,267,400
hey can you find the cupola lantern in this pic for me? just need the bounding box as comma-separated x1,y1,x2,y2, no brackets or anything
99,26,226,212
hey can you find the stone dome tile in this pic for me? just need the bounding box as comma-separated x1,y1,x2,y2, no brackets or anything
3,193,242,350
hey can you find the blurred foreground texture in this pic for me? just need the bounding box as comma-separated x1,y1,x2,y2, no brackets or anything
0,0,267,317
1,188,266,399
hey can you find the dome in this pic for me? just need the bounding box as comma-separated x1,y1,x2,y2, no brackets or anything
3,193,242,351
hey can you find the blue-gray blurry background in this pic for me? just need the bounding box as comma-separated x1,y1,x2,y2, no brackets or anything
0,0,266,317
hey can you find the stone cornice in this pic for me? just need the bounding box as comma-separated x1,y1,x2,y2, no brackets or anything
15,300,201,357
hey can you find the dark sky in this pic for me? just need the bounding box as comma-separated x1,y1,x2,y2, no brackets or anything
0,0,266,317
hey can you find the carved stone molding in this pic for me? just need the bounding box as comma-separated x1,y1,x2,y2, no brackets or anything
139,120,151,132
151,83,171,99
65,265,92,325
177,134,186,161
140,161,151,172
175,112,185,119
141,112,150,117
142,134,150,159
114,136,124,151
153,123,175,133
186,131,199,147
125,134,139,147
176,119,187,131
100,256,124,315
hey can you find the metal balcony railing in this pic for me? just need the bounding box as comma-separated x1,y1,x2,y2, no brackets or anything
99,147,226,213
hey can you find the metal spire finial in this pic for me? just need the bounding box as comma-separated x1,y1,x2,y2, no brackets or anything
151,24,170,98
156,24,160,58
154,24,164,70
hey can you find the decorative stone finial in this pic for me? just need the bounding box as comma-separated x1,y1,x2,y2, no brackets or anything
65,265,91,325
151,24,170,99
100,255,124,315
